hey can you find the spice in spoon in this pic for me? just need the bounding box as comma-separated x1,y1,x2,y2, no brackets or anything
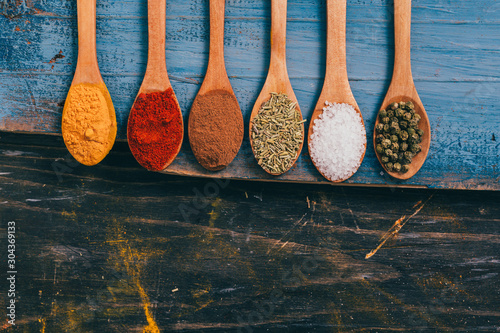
309,102,366,181
375,102,424,173
375,101,424,173
127,88,183,171
188,90,243,171
251,92,305,175
62,83,117,166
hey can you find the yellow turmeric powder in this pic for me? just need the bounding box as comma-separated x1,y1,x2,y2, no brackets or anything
62,83,117,166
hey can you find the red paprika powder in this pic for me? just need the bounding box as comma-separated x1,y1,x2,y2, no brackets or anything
127,88,183,171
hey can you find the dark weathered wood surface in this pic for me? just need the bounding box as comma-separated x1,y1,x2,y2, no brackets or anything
1,132,499,332
0,0,499,189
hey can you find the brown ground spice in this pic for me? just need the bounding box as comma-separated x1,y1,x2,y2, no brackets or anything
188,89,243,171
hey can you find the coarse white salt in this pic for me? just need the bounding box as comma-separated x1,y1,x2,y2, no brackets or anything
309,102,366,181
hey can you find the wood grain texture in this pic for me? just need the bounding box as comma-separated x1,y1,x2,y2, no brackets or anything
0,0,499,189
0,132,499,331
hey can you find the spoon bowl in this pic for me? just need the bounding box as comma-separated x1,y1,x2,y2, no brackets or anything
374,94,430,180
308,0,366,182
249,0,304,176
374,0,431,179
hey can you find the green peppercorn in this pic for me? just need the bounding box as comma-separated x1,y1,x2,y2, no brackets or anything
408,133,420,144
376,100,425,172
377,100,424,172
410,144,421,154
391,127,401,136
398,152,405,162
400,110,408,120
381,139,391,149
399,130,408,141
395,108,404,118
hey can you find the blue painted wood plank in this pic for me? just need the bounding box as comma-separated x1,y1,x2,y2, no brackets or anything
1,7,499,81
4,0,500,23
0,0,499,189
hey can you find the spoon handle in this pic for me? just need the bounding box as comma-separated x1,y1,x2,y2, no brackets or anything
74,0,101,83
269,0,288,75
324,0,352,100
206,0,228,78
143,0,169,89
392,0,413,86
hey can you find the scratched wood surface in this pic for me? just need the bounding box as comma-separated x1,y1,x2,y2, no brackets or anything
0,0,499,189
0,132,499,332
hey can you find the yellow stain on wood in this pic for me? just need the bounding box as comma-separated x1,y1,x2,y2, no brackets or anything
208,198,221,229
345,283,396,326
366,194,434,259
137,283,160,333
106,219,160,333
173,280,214,319
365,216,406,259
413,273,475,302
44,301,96,332
61,210,77,218
38,318,46,333
327,306,344,333
424,206,465,232
360,279,448,330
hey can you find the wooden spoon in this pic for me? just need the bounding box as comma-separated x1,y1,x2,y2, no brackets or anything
127,0,183,170
62,0,116,166
249,0,304,176
374,0,431,179
308,0,366,182
188,0,243,171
